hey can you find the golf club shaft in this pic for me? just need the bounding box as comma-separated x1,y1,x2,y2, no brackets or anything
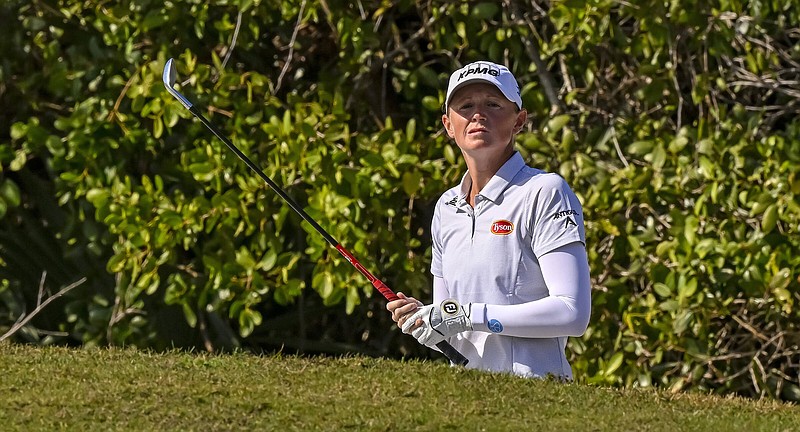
182,104,469,366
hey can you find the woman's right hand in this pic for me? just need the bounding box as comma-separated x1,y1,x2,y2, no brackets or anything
386,292,423,329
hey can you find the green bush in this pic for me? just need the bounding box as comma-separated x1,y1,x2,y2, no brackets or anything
1,0,798,400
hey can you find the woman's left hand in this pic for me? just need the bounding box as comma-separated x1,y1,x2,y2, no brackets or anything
386,292,423,329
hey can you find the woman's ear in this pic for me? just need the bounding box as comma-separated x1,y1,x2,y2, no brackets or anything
442,113,455,138
513,109,528,134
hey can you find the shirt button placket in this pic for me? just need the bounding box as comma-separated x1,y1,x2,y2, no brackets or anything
472,195,484,240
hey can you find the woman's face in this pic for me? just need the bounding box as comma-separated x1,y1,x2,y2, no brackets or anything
442,82,527,157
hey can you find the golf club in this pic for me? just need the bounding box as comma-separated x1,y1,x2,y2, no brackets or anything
162,58,468,366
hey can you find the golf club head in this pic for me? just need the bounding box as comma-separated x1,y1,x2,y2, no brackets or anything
163,58,193,110
164,58,177,87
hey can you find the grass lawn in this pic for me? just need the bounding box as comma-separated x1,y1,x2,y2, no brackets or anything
0,343,797,431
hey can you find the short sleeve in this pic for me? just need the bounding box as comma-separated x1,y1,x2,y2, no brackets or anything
529,175,586,258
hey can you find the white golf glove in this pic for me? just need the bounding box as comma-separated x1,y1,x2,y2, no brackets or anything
401,299,472,347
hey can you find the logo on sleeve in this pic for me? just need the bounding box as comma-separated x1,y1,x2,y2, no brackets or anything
490,220,514,235
552,210,579,230
488,319,504,333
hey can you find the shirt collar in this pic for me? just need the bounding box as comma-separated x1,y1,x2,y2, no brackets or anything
457,152,526,203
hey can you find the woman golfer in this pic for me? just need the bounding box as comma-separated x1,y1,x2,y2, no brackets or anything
388,61,591,379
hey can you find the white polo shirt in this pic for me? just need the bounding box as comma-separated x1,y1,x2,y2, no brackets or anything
431,152,586,378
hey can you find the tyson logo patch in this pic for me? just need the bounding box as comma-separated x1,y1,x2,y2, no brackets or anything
490,220,514,235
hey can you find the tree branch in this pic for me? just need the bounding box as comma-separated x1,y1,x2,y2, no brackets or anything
273,0,307,95
0,272,85,343
506,0,565,115
213,10,244,83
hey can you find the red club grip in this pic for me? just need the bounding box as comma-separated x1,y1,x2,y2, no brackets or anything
334,244,469,366
335,245,398,301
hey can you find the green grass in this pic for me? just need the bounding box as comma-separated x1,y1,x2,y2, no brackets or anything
0,343,797,431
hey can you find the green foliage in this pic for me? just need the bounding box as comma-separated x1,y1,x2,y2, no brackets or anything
2,0,799,401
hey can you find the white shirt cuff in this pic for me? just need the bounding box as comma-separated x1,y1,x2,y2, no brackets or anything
469,302,488,332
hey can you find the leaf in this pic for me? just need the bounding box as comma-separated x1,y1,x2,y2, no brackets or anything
546,115,571,135
10,122,27,140
360,153,384,167
668,135,689,153
238,308,262,337
769,268,791,290
628,140,654,155
10,150,27,171
345,285,360,315
444,144,456,164
471,2,499,20
182,302,198,328
258,249,278,272
456,21,466,40
422,96,441,111
153,115,164,139
761,204,778,233
698,156,715,179
0,179,21,207
773,287,791,304
678,278,697,300
236,247,257,270
654,283,672,298
683,216,698,245
142,10,170,31
86,188,110,207
160,211,184,229
649,144,667,170
673,310,693,334
696,138,714,155
188,162,215,174
659,300,680,312
313,271,335,301
750,200,769,216
107,253,127,273
405,118,416,141
402,171,422,196
604,352,624,376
